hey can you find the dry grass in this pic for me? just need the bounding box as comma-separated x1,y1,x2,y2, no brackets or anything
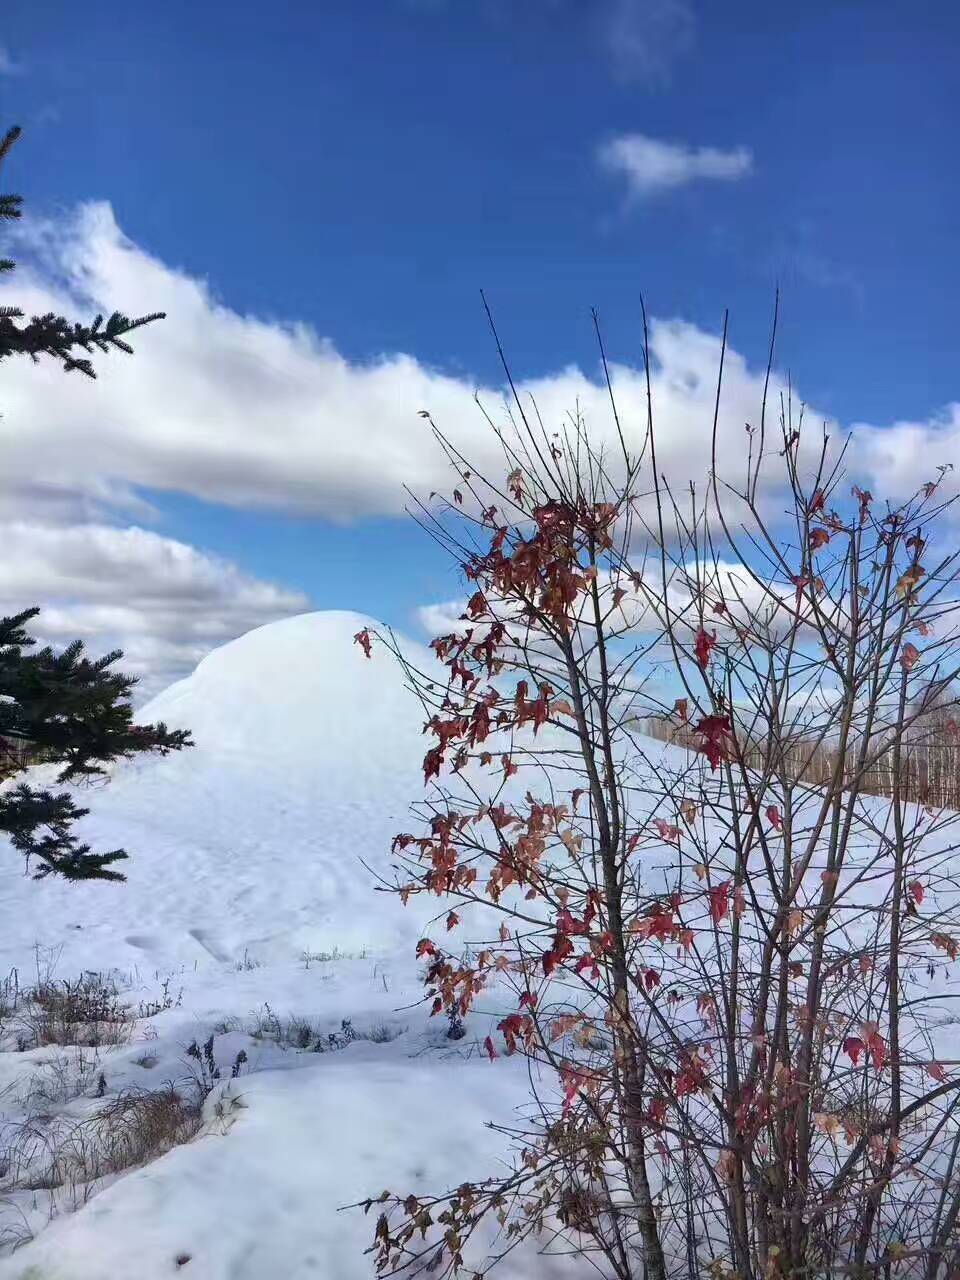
1,1085,202,1201
16,974,134,1051
246,1004,404,1052
18,1049,102,1109
638,714,960,809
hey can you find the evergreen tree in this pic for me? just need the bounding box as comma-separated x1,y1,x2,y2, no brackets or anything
0,609,191,880
0,126,191,880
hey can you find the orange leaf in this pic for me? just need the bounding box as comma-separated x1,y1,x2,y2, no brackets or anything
901,642,921,672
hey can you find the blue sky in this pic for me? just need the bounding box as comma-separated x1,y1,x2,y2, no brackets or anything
1,1,959,693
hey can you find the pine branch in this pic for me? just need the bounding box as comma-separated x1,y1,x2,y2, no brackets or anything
0,122,164,372
0,610,192,881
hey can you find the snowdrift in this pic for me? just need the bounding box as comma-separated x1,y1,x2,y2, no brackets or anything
0,611,432,977
0,611,583,1279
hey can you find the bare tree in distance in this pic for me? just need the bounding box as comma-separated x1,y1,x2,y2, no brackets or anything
351,298,960,1280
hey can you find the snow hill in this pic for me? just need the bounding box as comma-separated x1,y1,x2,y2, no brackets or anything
0,611,581,1279
0,610,433,979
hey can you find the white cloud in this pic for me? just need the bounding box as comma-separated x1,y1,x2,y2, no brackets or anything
415,599,471,637
0,523,308,701
2,202,816,528
603,0,695,85
2,202,958,700
848,405,960,502
598,133,754,200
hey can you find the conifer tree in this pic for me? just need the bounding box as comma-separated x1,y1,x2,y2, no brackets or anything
0,125,191,880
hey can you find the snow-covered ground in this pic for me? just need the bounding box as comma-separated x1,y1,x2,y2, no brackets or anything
0,612,577,1279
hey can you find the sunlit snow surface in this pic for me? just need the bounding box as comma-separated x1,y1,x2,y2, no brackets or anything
0,612,580,1278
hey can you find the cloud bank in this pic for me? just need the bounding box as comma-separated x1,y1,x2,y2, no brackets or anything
2,203,956,696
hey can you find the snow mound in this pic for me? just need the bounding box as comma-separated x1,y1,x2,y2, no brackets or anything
140,610,418,775
0,611,430,976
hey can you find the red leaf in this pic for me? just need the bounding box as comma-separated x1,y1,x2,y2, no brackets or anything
676,1053,709,1098
445,911,460,931
867,1031,887,1073
852,485,873,520
809,527,831,552
909,880,925,906
575,954,600,980
643,967,661,992
934,933,959,961
560,1062,587,1114
353,628,373,658
674,697,689,723
519,991,538,1010
709,881,731,925
647,1096,668,1126
843,1036,865,1066
416,938,438,960
483,1035,498,1061
810,490,826,513
694,628,717,671
466,590,488,618
712,600,727,615
654,818,681,843
694,715,733,771
497,1013,532,1054
423,746,444,784
766,805,783,832
927,1061,948,1083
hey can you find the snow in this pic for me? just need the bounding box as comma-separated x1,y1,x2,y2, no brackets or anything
0,611,434,977
0,611,576,1279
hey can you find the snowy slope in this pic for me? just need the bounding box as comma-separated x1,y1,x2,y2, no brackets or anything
0,611,434,978
0,612,583,1278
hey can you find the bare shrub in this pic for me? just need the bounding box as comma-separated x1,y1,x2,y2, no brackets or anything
0,970,21,1022
17,973,133,1050
184,1033,249,1099
246,1005,403,1051
352,310,960,1280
